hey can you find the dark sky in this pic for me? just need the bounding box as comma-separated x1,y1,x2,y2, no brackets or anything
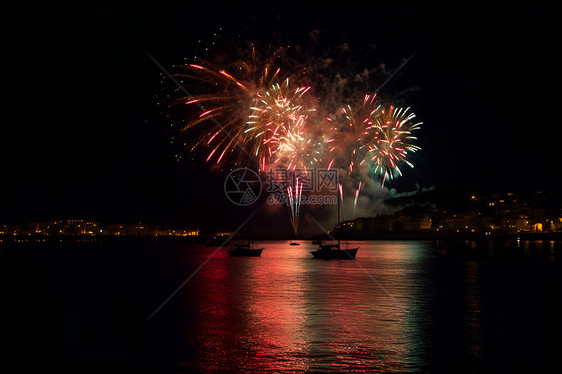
1,1,557,232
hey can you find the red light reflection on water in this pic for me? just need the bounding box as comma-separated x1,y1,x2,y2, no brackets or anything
177,242,427,372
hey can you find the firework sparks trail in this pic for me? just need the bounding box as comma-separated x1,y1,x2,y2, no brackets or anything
366,105,422,186
326,93,382,175
287,177,303,234
326,94,421,194
353,181,362,219
146,51,255,163
168,46,296,168
173,56,324,174
249,78,319,171
174,60,267,167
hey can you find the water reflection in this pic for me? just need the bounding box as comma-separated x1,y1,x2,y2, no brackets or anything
464,261,483,365
176,241,438,372
138,239,562,371
433,238,562,262
4,238,560,370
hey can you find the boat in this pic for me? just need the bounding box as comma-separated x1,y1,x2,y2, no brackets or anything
290,241,300,246
310,188,359,259
311,239,322,245
310,240,358,259
228,240,263,257
228,211,263,257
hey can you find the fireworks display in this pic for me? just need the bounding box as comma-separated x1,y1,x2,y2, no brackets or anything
287,178,303,235
164,36,421,234
327,94,422,187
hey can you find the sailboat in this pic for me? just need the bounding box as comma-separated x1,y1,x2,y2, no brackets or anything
228,212,263,257
228,240,263,257
310,240,358,259
310,186,359,260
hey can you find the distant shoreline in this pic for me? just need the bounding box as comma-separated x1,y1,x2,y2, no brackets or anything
1,232,561,242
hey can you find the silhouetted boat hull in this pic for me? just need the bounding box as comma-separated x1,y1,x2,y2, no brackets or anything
310,246,358,259
228,242,263,257
310,184,359,259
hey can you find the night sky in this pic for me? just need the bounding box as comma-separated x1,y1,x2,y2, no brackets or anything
2,1,556,233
